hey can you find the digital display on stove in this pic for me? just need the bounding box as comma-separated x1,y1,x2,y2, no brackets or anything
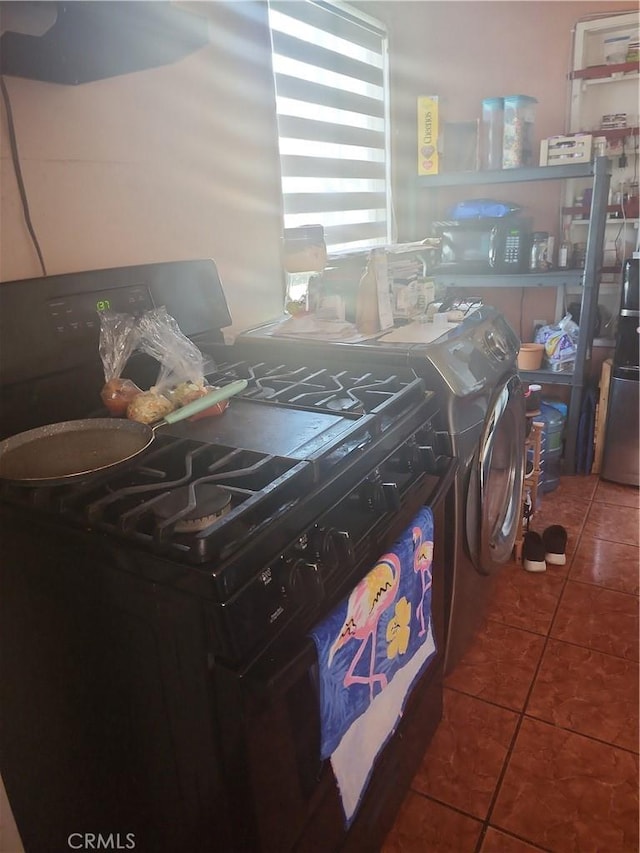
47,285,154,336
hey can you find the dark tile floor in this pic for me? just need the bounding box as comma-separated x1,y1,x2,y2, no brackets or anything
383,476,639,853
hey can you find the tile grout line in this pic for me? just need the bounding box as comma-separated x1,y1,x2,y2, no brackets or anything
396,481,638,852
473,484,595,853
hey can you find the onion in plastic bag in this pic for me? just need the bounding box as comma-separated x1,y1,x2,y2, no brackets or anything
98,311,142,415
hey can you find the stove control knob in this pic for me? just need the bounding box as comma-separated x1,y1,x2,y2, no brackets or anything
418,445,438,472
360,479,387,513
287,558,323,605
403,441,423,471
382,482,401,512
404,442,437,472
321,528,355,568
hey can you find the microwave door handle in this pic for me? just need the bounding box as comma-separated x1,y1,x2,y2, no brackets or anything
489,227,498,268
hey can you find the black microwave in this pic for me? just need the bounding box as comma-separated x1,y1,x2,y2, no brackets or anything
433,218,532,273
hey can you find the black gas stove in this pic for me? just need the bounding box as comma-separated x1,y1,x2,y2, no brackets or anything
0,261,454,852
2,343,442,664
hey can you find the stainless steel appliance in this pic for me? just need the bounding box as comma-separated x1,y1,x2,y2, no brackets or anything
0,260,456,852
238,305,525,674
601,257,640,486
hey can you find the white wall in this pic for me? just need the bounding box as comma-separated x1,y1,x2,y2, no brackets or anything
0,1,286,337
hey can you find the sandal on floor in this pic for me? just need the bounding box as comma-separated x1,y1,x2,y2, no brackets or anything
542,525,568,566
522,531,546,573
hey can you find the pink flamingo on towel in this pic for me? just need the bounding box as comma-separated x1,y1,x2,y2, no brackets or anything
328,554,400,700
413,526,434,637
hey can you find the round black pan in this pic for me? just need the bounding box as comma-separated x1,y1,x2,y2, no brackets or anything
0,380,247,486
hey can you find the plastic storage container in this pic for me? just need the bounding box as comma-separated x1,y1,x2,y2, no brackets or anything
481,97,504,170
502,95,537,169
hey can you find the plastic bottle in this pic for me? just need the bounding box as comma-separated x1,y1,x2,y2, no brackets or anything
524,383,542,413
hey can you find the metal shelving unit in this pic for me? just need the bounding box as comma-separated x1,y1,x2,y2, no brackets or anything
431,271,583,290
565,12,639,329
411,156,612,472
415,161,600,188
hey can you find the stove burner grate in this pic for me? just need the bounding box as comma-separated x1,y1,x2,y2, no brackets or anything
152,484,232,532
238,367,411,415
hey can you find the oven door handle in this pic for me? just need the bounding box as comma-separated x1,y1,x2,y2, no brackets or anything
244,456,457,698
242,637,318,697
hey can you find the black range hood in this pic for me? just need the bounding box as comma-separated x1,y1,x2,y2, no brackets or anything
0,1,210,84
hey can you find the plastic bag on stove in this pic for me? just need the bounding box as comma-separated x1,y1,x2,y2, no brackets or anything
98,311,143,416
129,307,223,423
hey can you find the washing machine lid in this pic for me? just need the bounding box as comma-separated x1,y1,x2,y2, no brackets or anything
466,372,525,575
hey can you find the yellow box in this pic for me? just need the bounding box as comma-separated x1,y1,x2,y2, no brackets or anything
417,96,439,175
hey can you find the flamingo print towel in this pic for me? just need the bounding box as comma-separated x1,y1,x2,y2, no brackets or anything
310,507,436,826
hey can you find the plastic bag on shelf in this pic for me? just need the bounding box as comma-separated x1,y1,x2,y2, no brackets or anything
534,314,579,371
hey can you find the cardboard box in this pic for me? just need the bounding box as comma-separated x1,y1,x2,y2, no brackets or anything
417,96,439,175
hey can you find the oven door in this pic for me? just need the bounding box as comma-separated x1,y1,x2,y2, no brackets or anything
225,459,456,853
466,372,525,574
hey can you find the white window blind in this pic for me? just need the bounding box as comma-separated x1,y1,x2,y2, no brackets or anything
268,1,390,253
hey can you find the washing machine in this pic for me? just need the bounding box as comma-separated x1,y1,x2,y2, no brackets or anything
372,306,525,673
237,305,525,676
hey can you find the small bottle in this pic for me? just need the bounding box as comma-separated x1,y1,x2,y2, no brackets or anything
558,232,571,269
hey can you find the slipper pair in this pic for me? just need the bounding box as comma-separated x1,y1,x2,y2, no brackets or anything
522,525,567,573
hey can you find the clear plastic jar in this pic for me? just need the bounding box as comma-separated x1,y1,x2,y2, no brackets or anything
502,95,537,168
573,242,587,269
529,231,551,272
283,225,327,315
481,97,504,170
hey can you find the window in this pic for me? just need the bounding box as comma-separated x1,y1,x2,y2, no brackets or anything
268,1,390,253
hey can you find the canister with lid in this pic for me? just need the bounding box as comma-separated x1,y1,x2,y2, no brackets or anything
283,224,327,315
481,97,504,170
502,95,537,168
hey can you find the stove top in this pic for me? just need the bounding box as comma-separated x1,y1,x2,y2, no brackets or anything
1,353,436,582
168,356,429,459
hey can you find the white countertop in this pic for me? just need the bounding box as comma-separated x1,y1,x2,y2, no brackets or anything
377,318,461,344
